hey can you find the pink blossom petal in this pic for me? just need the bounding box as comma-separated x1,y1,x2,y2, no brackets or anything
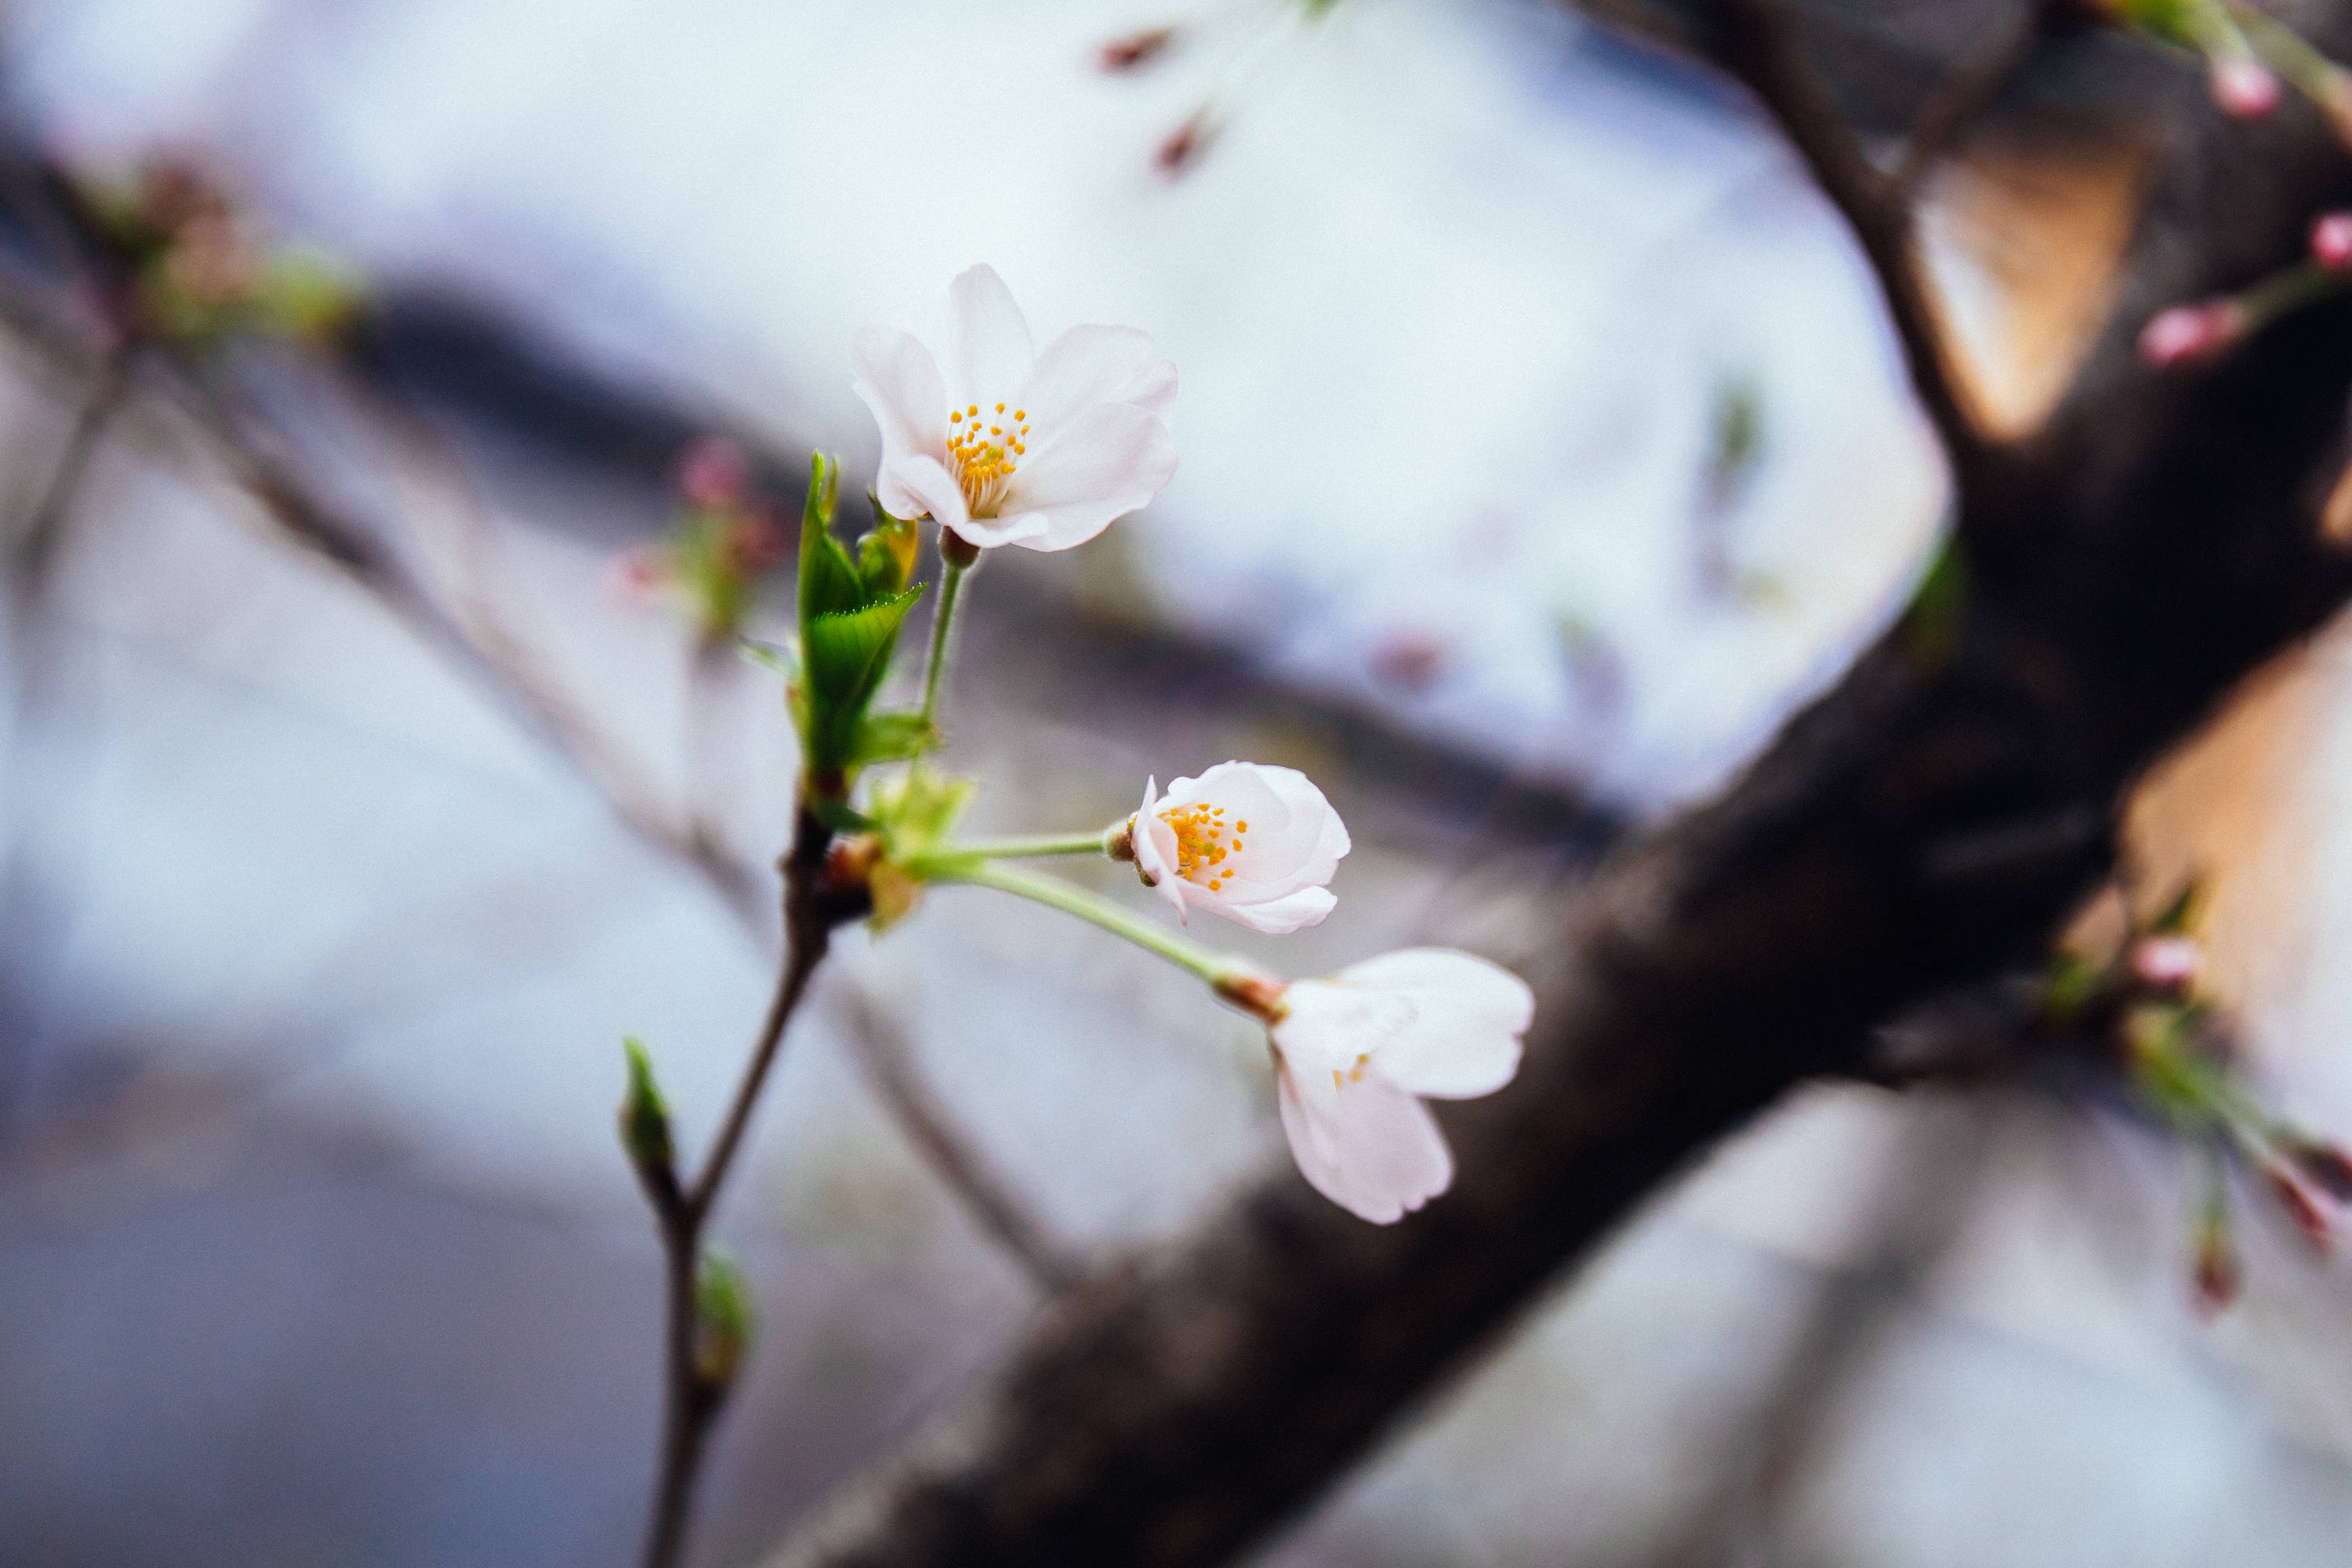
1276,1059,1453,1224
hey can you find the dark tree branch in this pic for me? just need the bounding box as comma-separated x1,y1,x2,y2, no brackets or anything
753,6,2352,1566
1889,1,2044,204
1713,0,1994,492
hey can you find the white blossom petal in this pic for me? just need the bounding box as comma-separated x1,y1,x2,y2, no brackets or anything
1018,324,1178,431
889,453,974,536
1276,1058,1453,1225
1199,884,1335,935
1131,777,1191,924
945,263,1034,405
994,403,1178,552
850,326,948,521
1334,949,1532,1099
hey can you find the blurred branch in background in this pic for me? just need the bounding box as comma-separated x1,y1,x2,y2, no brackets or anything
754,2,2352,1563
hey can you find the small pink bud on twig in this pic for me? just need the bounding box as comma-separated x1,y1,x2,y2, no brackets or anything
2266,1166,2332,1252
2210,55,2281,119
2289,1139,2352,1201
2194,1238,2240,1315
1101,26,1178,73
2139,300,2245,369
2130,933,2203,992
722,510,786,576
1155,110,1216,178
2314,213,2352,271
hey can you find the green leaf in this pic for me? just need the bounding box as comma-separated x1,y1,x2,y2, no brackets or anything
798,452,864,627
848,708,939,765
801,586,926,774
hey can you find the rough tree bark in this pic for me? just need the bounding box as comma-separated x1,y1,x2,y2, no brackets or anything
759,4,2352,1563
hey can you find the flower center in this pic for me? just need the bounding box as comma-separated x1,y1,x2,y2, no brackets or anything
946,401,1030,517
1158,802,1249,891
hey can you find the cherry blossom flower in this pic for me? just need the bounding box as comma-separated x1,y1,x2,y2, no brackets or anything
1127,762,1349,934
1251,949,1533,1224
851,264,1177,553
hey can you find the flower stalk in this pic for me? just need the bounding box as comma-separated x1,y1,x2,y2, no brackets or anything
927,856,1258,991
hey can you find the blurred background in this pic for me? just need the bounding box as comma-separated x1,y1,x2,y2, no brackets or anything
4,0,2352,1563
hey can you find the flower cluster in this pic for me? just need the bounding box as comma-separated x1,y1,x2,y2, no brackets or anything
81,155,360,352
812,266,1530,1222
612,438,790,640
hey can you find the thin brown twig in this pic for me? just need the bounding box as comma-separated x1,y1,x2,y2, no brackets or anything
1888,1,2043,206
13,336,132,579
1715,0,1993,491
638,804,864,1568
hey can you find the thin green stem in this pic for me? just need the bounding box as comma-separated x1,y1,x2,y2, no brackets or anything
918,554,970,735
935,858,1247,989
2238,261,2341,332
921,829,1116,865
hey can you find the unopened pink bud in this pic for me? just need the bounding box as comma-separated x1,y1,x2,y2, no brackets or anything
723,511,786,575
677,437,749,509
2139,301,2243,369
1155,111,1215,179
2211,55,2281,119
2267,1167,2332,1252
1101,26,1178,73
2314,213,2352,270
2130,934,2203,990
2194,1235,2240,1315
2290,1140,2352,1201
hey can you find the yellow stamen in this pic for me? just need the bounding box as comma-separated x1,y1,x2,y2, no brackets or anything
1156,799,1249,887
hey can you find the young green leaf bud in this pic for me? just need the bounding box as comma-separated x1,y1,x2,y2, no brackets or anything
693,1249,757,1392
618,1036,677,1186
